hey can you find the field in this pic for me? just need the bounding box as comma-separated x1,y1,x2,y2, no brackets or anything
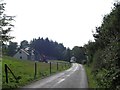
2,56,71,88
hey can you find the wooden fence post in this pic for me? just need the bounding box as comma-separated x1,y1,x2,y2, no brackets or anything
57,62,58,71
50,62,51,74
34,62,37,79
65,63,66,68
5,64,19,83
5,64,8,83
62,62,64,69
69,62,71,67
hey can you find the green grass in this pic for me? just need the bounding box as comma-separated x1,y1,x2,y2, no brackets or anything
2,56,71,89
84,65,98,88
0,58,2,89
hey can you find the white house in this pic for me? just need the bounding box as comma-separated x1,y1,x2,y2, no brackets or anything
13,48,35,60
70,56,76,63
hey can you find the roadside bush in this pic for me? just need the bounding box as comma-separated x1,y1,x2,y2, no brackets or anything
92,42,120,89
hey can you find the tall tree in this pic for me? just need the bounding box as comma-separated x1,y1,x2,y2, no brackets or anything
7,41,18,56
20,40,29,49
85,2,120,89
30,37,67,60
0,3,15,43
0,3,15,55
72,46,86,63
63,48,72,62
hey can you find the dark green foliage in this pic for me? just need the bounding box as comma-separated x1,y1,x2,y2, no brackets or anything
63,48,72,62
92,42,120,89
0,3,15,43
30,37,71,60
7,41,18,56
20,40,29,49
72,46,86,63
0,3,15,56
84,41,97,64
85,2,120,89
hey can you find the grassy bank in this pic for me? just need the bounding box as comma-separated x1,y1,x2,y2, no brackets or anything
84,65,98,88
2,56,71,89
0,59,2,89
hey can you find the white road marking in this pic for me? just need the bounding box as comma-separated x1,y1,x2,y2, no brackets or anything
79,64,82,68
67,75,70,77
81,69,84,71
66,69,71,72
52,63,80,88
52,78,65,87
28,73,65,88
73,64,79,72
57,79,65,84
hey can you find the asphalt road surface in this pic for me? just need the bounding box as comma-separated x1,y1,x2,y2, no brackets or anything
22,63,88,88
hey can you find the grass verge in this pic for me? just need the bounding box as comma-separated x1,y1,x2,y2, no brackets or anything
2,56,71,89
84,65,98,88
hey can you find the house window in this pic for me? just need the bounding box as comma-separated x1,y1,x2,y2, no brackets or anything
20,56,22,59
19,51,21,54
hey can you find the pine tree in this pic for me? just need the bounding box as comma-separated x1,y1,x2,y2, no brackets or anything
0,3,15,44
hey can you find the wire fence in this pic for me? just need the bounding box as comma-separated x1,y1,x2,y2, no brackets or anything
3,61,71,84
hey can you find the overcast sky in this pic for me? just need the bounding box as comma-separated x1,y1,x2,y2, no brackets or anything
4,0,115,49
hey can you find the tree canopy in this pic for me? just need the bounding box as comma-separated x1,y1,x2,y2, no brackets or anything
30,37,68,60
84,2,120,89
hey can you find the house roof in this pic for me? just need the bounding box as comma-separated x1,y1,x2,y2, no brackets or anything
71,56,76,60
20,49,30,55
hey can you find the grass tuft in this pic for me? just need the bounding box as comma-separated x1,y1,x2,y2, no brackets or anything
84,65,98,88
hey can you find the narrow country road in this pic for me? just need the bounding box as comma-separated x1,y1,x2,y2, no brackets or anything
21,63,88,88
